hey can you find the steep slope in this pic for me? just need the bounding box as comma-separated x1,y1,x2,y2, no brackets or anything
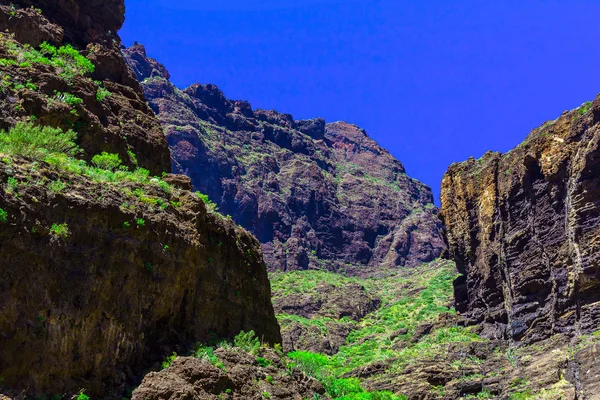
271,261,600,399
440,97,600,344
123,44,446,275
0,2,280,398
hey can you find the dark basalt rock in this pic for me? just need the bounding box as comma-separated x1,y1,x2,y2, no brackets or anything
440,97,600,343
123,45,447,274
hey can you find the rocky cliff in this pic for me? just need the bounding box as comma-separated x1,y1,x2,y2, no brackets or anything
123,44,446,275
0,0,170,175
0,2,280,397
440,97,600,343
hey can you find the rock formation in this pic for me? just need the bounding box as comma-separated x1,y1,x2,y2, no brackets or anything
0,1,280,397
440,97,600,343
123,44,447,275
132,348,325,400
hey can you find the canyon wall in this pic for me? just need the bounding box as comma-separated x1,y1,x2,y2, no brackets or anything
440,97,600,343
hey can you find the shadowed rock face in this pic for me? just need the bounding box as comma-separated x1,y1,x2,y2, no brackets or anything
123,44,446,275
440,97,600,343
0,2,280,397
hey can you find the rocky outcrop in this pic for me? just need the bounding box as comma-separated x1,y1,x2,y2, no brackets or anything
0,2,279,398
440,97,600,343
123,44,446,274
0,2,170,175
133,348,324,400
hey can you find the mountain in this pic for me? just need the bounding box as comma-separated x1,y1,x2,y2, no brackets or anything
123,43,446,275
0,1,279,397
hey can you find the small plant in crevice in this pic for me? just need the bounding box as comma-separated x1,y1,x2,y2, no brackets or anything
136,218,145,227
53,91,83,107
48,179,66,193
96,86,111,102
6,176,18,194
0,208,7,223
161,352,177,369
49,223,70,239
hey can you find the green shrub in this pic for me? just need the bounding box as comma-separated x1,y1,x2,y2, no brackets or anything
161,352,177,369
0,122,78,160
256,357,271,367
49,179,66,193
234,330,260,355
50,223,69,239
96,87,111,102
196,192,218,212
76,392,90,400
54,91,83,106
0,208,7,223
195,345,225,370
92,152,122,171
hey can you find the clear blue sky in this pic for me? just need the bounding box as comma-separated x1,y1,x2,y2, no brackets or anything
120,0,600,202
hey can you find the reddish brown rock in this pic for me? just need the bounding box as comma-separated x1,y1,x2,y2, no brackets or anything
440,97,600,343
123,45,446,274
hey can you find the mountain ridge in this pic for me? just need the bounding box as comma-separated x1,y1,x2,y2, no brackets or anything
123,42,447,275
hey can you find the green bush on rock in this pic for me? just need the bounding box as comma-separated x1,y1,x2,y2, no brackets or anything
0,122,78,160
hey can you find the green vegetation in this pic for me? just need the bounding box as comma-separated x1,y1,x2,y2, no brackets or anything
76,392,90,400
577,101,592,116
161,352,177,369
196,192,218,212
54,91,83,106
92,152,122,171
288,351,405,399
48,179,66,193
195,345,225,370
96,86,112,102
0,208,7,223
271,261,483,399
234,330,261,355
2,38,95,81
49,223,69,239
0,122,78,161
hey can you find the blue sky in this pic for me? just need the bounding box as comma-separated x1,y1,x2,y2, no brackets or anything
120,0,600,202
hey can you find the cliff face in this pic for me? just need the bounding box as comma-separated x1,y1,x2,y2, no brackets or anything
440,97,600,343
0,2,280,397
123,44,446,274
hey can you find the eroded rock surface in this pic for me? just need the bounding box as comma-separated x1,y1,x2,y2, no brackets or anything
0,158,281,397
133,348,324,400
440,97,600,343
123,44,446,274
